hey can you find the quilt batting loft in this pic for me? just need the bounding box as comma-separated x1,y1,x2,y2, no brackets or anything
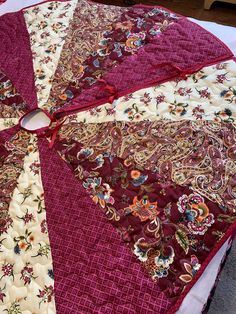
0,0,236,313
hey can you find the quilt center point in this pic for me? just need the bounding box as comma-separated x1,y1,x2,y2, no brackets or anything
20,108,52,132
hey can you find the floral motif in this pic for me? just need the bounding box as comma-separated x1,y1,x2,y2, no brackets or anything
125,32,146,52
32,243,51,258
17,210,35,225
177,194,214,235
140,92,152,105
40,219,48,234
196,87,211,99
124,103,145,121
0,211,13,235
192,105,205,119
130,170,148,186
214,108,233,122
216,73,229,84
71,60,236,125
4,301,22,314
37,285,54,307
29,161,40,175
1,263,14,280
20,263,37,285
0,71,28,119
0,284,6,302
83,177,114,208
220,87,236,104
149,19,173,35
168,100,188,116
24,0,77,108
0,80,17,100
133,240,175,280
179,255,201,283
124,196,159,222
14,229,34,254
133,239,149,261
152,247,175,279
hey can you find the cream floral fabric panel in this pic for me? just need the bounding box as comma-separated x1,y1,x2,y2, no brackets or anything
0,134,55,314
23,0,78,108
0,119,19,131
71,60,236,124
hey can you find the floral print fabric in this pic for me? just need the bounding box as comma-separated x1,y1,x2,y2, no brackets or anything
0,70,29,130
46,0,128,112
44,0,179,112
53,118,236,298
0,132,55,313
71,60,236,124
23,0,77,108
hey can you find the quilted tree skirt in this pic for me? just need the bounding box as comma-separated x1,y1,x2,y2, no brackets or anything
0,1,236,313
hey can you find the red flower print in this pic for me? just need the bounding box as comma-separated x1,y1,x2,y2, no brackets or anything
196,88,211,99
123,93,134,101
1,263,14,280
192,105,205,119
37,285,54,307
124,196,159,222
106,107,116,116
216,73,228,84
140,92,151,105
40,219,48,234
18,210,34,224
20,263,37,285
176,87,192,96
156,94,165,104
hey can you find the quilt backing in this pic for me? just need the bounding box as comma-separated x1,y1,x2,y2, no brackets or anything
0,1,235,313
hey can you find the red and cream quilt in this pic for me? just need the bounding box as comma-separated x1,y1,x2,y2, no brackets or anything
0,1,236,313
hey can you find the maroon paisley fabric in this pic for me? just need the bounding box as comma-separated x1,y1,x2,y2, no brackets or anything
0,69,29,118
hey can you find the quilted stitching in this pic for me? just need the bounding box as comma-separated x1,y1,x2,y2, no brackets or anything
39,138,171,314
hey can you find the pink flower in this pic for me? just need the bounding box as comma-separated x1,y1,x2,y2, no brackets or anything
198,88,210,99
156,94,165,104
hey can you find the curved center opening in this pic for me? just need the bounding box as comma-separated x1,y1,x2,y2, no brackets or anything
20,109,51,131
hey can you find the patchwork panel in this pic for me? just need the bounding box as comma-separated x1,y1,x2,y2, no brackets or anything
23,0,78,108
71,60,236,123
53,119,236,303
0,133,55,313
